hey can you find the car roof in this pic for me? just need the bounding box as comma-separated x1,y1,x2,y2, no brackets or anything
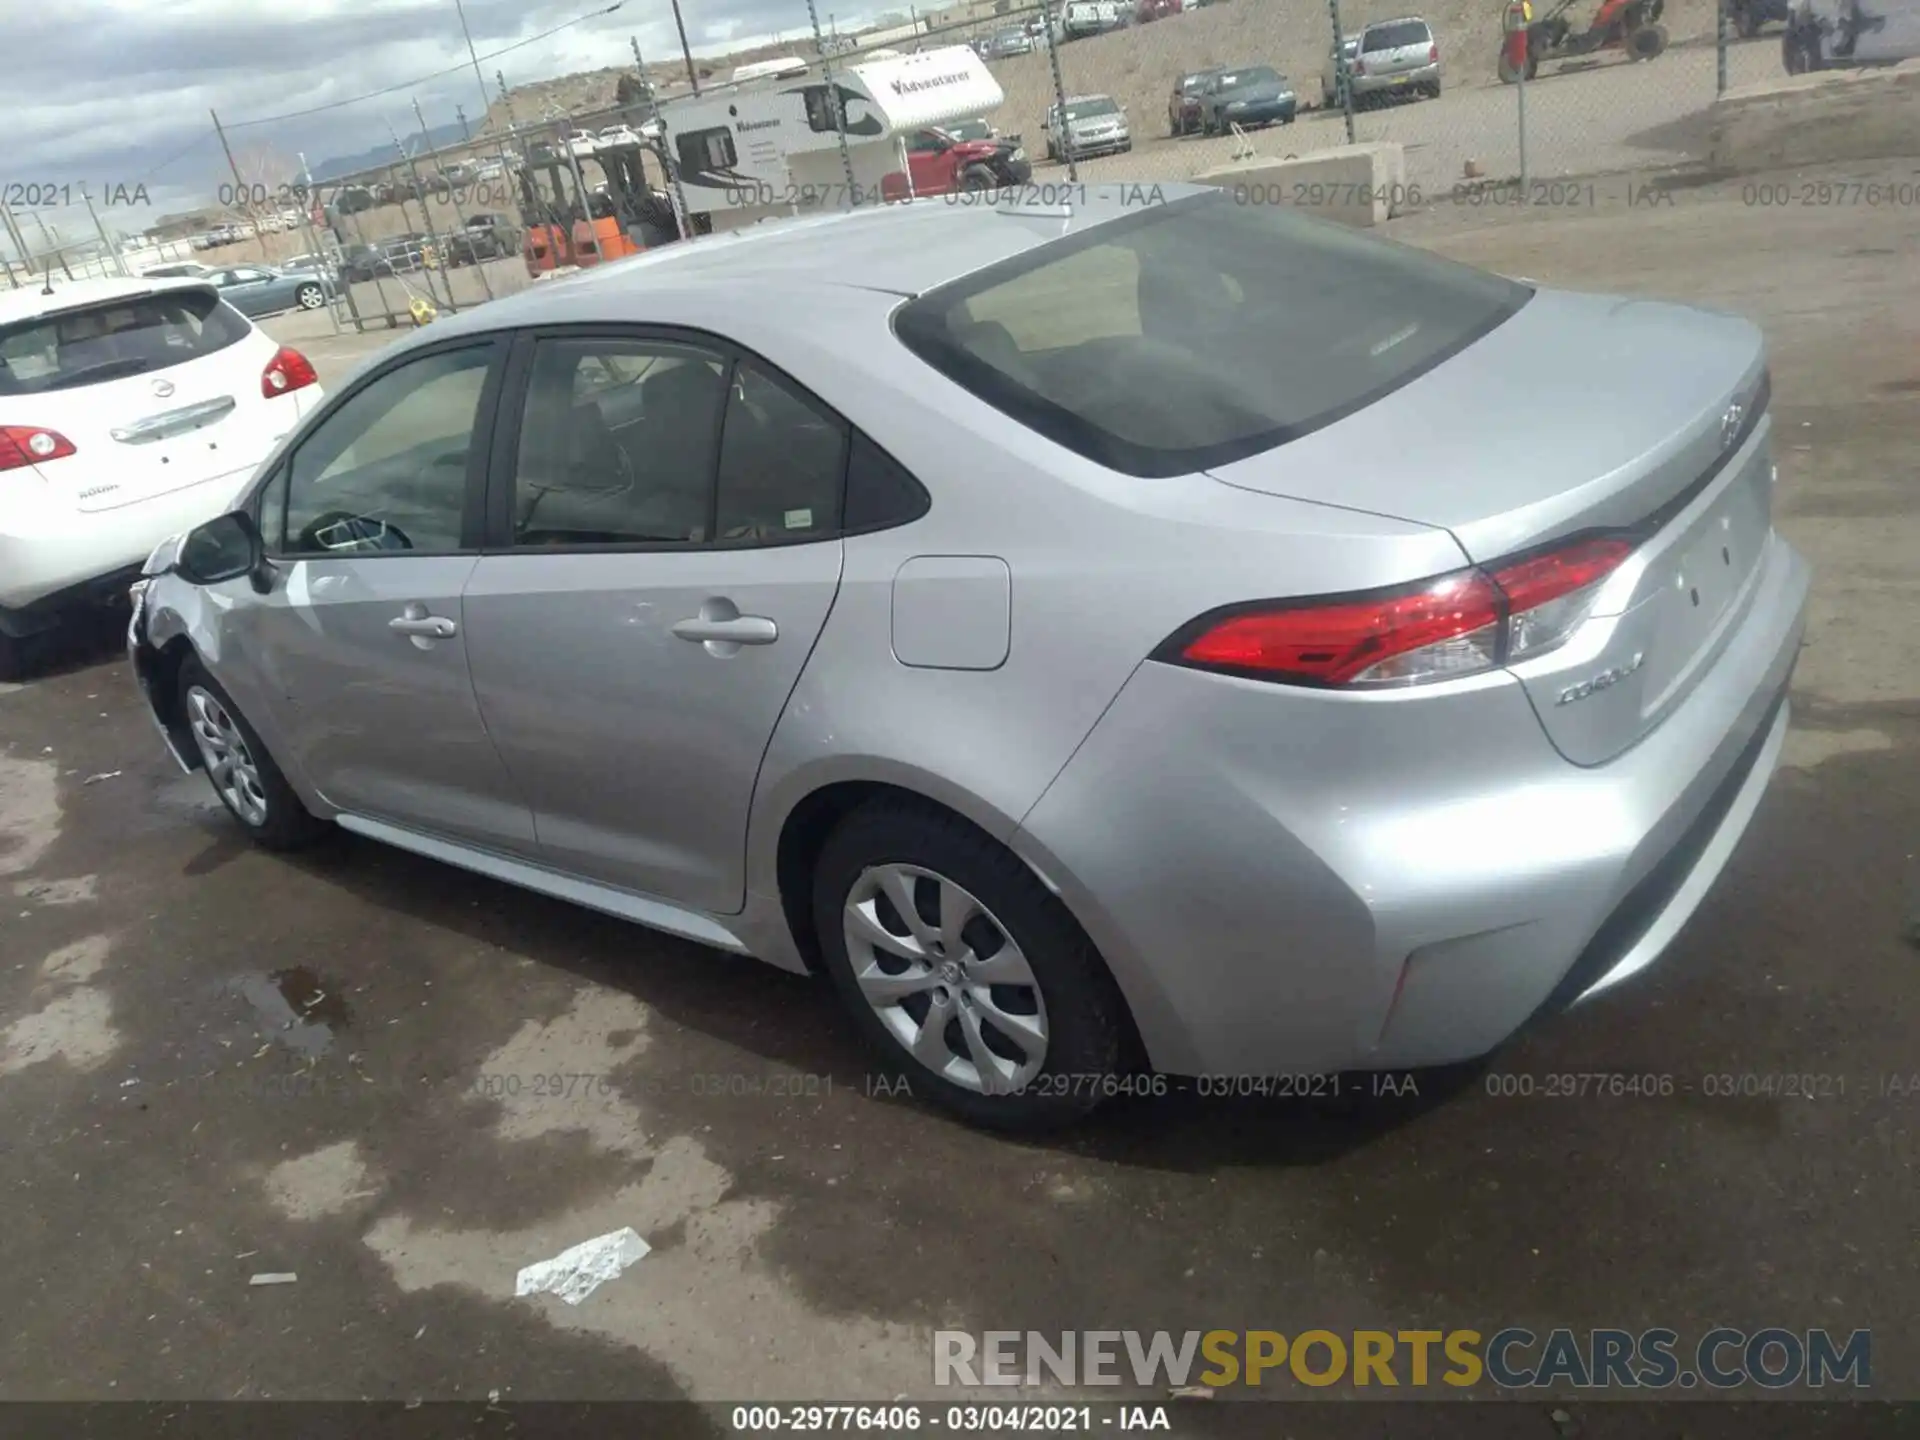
1366,15,1431,26
0,274,214,328
404,185,1212,348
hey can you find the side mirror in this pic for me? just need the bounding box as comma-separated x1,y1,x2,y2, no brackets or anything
176,511,274,594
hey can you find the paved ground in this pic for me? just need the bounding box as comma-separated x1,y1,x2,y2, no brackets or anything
0,157,1914,1421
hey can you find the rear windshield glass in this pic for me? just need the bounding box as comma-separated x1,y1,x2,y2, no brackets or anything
1064,98,1119,120
0,287,249,397
1364,20,1431,50
892,191,1528,478
1217,66,1283,88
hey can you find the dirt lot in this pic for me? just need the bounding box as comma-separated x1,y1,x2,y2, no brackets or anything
1,157,1915,1425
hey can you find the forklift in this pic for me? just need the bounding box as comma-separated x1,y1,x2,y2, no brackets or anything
515,133,684,278
1499,0,1670,81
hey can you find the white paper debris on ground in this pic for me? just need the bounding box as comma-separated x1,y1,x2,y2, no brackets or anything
249,1272,298,1286
82,772,123,786
513,1227,650,1307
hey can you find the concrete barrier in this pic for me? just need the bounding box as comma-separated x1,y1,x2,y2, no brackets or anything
1191,143,1410,228
1710,59,1920,172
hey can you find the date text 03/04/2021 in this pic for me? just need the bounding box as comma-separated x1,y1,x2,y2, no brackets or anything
728,1404,1170,1432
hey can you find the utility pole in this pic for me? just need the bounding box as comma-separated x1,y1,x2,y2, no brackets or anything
669,0,701,94
0,201,24,288
456,104,471,141
82,190,126,278
209,108,252,219
453,0,499,126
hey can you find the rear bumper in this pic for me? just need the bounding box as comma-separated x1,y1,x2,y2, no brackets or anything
1065,134,1132,157
0,471,251,619
1011,531,1810,1077
1353,62,1441,96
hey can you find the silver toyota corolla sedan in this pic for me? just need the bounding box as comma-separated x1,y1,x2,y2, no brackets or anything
127,185,1809,1131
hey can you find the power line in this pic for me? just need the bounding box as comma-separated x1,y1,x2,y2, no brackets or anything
226,0,626,129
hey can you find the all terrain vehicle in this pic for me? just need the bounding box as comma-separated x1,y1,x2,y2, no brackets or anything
1499,0,1670,81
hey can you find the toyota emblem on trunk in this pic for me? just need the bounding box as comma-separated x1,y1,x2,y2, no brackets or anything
1720,399,1744,450
152,378,176,398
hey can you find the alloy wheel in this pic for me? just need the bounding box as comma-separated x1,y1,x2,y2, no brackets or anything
842,863,1050,1095
185,686,270,827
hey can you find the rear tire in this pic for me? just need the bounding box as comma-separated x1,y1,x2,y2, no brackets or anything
1627,23,1668,59
1782,23,1823,71
812,800,1127,1132
296,283,325,309
177,658,329,852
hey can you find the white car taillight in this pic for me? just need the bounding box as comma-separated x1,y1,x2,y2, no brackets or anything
0,425,77,472
262,346,319,398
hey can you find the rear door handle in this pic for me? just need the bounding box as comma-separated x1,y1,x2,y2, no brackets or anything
671,615,778,645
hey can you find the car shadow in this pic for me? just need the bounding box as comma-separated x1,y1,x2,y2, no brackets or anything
266,826,1463,1172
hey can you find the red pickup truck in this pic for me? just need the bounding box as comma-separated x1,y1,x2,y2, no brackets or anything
880,125,1033,200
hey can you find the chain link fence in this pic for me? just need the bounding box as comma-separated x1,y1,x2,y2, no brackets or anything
46,0,1788,321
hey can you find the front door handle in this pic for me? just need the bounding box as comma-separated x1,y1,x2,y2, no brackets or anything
672,615,778,645
390,602,457,643
390,616,457,638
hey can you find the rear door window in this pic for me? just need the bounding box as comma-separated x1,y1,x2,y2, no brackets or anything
0,288,250,396
1364,20,1431,50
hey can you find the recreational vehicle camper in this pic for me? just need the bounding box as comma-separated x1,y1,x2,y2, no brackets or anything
655,45,1015,234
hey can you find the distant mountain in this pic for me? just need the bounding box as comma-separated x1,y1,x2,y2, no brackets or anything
307,121,474,182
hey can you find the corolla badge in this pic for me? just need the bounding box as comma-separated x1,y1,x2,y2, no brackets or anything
1720,398,1745,450
1557,651,1645,707
152,378,176,398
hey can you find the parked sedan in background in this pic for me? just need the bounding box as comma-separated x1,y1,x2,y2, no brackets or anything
986,26,1034,57
1044,94,1132,161
1169,66,1226,135
124,184,1807,1133
1195,64,1298,133
205,264,335,317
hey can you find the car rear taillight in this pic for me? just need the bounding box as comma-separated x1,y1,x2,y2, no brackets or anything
262,346,318,398
1429,43,1440,62
0,426,76,473
1353,58,1366,75
1159,534,1636,689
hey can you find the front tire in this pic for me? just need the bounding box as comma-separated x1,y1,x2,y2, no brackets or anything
296,283,325,309
813,800,1126,1132
177,658,329,851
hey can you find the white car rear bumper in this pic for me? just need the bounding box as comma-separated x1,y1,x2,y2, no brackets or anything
1,462,264,617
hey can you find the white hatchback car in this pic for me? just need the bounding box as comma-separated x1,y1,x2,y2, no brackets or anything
0,277,324,677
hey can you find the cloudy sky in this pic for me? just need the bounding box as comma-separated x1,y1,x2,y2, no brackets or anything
10,0,887,246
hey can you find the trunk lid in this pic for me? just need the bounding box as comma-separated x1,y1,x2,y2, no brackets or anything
1206,287,1773,764
1361,22,1434,74
0,286,298,514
